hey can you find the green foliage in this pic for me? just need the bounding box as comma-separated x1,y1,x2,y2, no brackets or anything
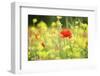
28,16,88,61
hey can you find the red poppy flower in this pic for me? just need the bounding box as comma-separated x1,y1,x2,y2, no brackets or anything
60,29,72,39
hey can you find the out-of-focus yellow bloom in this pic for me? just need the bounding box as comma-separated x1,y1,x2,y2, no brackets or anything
37,51,47,59
70,37,75,44
28,51,31,56
47,49,56,59
46,39,52,47
76,37,87,48
63,45,70,51
80,23,88,29
37,21,47,31
67,51,73,57
75,21,79,24
31,26,36,31
79,28,84,35
57,16,62,20
37,43,44,51
75,25,79,29
45,32,51,38
56,20,62,27
84,24,88,28
56,57,61,59
50,54,55,59
73,50,81,58
51,22,57,27
32,18,37,23
51,28,58,34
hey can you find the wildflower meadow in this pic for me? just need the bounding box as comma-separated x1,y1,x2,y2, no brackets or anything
28,15,88,61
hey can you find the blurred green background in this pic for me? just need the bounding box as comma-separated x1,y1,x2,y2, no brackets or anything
28,15,88,28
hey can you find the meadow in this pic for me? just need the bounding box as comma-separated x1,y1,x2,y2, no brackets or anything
28,15,88,61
